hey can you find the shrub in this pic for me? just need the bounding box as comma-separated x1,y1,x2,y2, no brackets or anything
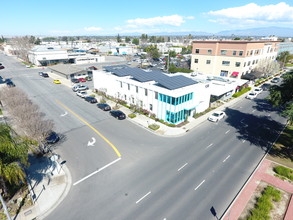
128,113,136,119
232,87,251,98
0,108,2,115
148,123,160,130
99,98,106,103
89,94,95,97
273,166,293,181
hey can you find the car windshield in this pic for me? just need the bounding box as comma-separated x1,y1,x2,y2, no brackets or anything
212,113,220,117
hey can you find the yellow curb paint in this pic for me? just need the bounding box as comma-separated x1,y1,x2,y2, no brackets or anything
55,99,121,158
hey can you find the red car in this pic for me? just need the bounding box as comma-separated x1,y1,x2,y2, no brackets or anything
78,78,86,82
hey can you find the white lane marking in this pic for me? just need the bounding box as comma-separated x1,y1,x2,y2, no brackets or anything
60,111,68,117
177,163,188,171
206,143,213,149
223,155,230,163
194,180,205,191
73,157,121,186
136,191,151,204
242,140,246,143
267,114,271,116
252,109,256,113
225,130,230,134
240,119,244,123
87,137,96,146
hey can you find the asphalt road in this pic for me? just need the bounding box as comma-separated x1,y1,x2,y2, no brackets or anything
0,53,287,220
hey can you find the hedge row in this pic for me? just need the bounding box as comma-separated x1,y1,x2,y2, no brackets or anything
232,87,251,98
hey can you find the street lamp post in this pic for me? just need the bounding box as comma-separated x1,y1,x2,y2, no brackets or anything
0,190,12,220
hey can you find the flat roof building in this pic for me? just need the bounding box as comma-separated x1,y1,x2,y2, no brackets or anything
190,40,279,79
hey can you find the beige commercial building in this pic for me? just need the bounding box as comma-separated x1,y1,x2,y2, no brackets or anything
190,41,279,78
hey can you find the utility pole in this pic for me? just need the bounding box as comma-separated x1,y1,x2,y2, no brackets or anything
0,191,12,220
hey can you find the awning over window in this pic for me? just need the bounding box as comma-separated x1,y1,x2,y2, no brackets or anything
231,72,239,76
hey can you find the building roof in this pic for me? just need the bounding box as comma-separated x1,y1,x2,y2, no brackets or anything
49,64,86,75
104,65,197,90
192,40,281,44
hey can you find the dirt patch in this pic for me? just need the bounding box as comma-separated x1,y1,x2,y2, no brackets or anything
239,181,291,220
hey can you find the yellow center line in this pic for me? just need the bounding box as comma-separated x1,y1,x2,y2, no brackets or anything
55,99,121,158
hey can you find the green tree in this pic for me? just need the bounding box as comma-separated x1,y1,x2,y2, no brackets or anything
132,38,139,45
141,34,148,42
0,124,30,195
169,50,177,57
34,38,41,45
269,71,293,124
233,37,241,40
144,45,160,59
117,34,122,43
125,37,131,43
277,51,290,66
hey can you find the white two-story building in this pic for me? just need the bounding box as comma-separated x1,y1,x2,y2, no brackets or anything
93,65,211,124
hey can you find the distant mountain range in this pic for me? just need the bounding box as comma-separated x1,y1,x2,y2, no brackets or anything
127,26,293,37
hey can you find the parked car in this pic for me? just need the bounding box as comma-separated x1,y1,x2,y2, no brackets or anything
78,78,86,82
72,84,88,92
110,110,126,120
46,131,60,144
71,78,79,83
253,87,263,94
97,103,111,111
208,111,226,122
271,77,280,83
39,72,44,76
6,79,15,87
76,91,87,98
246,92,258,99
0,65,5,69
84,96,97,103
261,83,271,91
85,76,92,81
42,73,49,77
53,80,61,84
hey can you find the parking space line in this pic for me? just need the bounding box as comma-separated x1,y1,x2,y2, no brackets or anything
194,180,205,191
177,163,188,171
206,143,213,149
242,140,246,143
55,99,121,157
73,157,121,186
225,130,230,134
136,191,151,204
223,155,230,163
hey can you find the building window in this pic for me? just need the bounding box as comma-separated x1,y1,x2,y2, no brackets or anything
150,104,153,111
132,97,134,103
252,60,255,65
235,62,241,67
145,89,148,96
194,59,198,63
222,61,230,66
124,95,127,100
221,50,227,55
243,62,246,67
220,70,228,77
239,51,243,56
256,59,258,64
206,60,211,64
195,49,200,54
247,51,249,56
136,86,138,93
233,51,237,56
128,84,130,90
248,61,251,66
120,81,123,88
155,92,158,99
208,49,212,55
250,50,253,55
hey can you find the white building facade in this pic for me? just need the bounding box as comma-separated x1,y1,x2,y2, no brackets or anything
93,66,211,124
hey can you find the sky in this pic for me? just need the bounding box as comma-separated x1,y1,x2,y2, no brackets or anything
1,0,293,36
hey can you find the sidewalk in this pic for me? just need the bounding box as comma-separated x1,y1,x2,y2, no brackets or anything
13,154,72,220
222,159,293,220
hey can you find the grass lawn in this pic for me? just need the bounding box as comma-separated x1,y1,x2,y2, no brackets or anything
267,125,293,169
285,63,293,67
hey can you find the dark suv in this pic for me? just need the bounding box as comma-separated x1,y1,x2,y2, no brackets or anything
110,110,126,120
85,96,97,103
97,103,111,111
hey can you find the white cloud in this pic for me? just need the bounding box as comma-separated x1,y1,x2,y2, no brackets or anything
208,2,293,25
127,15,187,27
84,26,102,31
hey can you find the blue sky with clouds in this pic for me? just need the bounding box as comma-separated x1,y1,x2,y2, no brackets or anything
1,0,293,36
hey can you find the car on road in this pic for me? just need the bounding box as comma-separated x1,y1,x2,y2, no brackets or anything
53,80,61,84
46,131,60,144
42,73,49,77
71,78,79,83
97,103,111,111
78,78,86,82
0,65,5,69
84,96,97,103
261,83,271,91
6,79,15,87
253,87,263,94
76,91,87,98
208,111,226,122
39,72,44,76
246,92,258,100
110,110,126,120
85,76,92,81
271,77,280,83
72,84,88,92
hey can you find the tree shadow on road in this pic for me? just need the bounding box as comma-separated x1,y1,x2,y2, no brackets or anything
224,107,285,152
251,98,282,113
